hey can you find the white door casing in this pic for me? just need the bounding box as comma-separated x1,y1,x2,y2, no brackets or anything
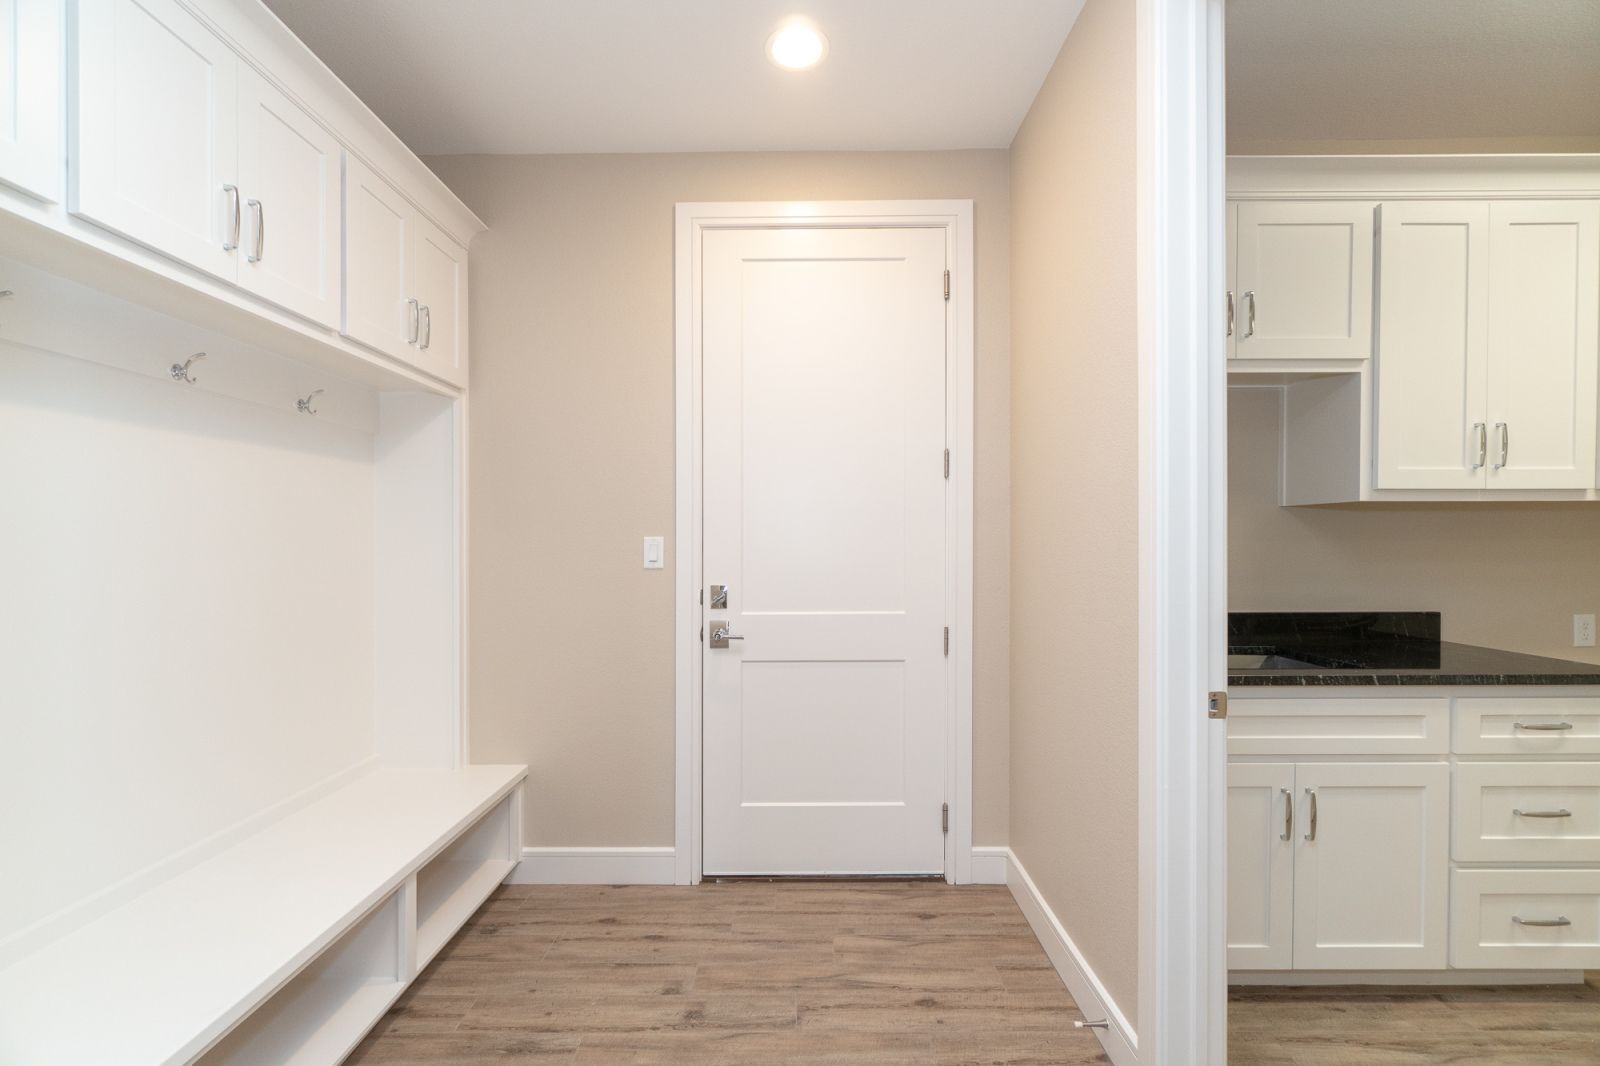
675,200,974,885
700,225,948,876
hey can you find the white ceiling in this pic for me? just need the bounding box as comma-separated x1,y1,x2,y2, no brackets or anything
261,0,1083,156
1227,0,1600,148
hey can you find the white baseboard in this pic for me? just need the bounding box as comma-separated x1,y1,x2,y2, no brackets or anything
508,847,677,885
1230,968,1586,987
970,845,1010,885
1005,848,1138,1066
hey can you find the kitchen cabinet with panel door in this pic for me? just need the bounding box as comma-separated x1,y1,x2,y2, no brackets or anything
71,0,344,326
342,152,468,388
1230,200,1375,361
0,0,63,201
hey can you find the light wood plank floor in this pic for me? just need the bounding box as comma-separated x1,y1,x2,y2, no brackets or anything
350,882,1600,1064
347,882,1110,1065
1228,975,1600,1065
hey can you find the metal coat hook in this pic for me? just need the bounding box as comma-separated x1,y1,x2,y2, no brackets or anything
170,352,205,384
296,388,325,415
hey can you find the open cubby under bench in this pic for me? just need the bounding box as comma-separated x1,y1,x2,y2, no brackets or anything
0,764,526,1065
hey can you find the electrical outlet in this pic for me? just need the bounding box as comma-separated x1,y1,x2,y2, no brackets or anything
1575,613,1596,648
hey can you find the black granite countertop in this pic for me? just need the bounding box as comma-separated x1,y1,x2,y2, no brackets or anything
1228,611,1600,687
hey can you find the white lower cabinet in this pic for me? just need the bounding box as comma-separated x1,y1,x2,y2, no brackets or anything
1228,760,1449,970
1229,690,1600,977
1227,763,1294,969
1452,868,1600,970
1292,762,1450,970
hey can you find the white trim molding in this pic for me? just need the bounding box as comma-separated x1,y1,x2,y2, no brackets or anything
1229,969,1586,988
508,848,678,886
1006,849,1138,1066
969,846,1010,885
1228,153,1600,201
673,200,977,887
1137,0,1229,1063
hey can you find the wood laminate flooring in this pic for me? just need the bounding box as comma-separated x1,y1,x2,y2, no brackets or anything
1228,975,1600,1066
347,882,1110,1065
349,882,1600,1065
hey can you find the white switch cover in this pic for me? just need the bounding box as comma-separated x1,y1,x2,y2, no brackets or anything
1575,613,1596,648
643,536,665,570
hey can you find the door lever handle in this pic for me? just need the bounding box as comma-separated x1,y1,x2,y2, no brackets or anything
709,623,745,649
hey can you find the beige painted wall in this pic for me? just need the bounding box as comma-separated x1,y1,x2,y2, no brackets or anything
1230,386,1600,662
428,150,1012,848
1008,0,1140,1028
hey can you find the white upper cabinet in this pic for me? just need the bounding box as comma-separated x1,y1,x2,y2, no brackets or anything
342,152,467,387
411,214,466,383
0,0,62,201
1233,201,1375,360
1373,202,1491,490
1485,201,1600,491
1374,200,1599,492
235,65,341,328
342,152,413,361
72,0,239,280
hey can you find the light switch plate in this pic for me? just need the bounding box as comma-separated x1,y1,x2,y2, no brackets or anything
1575,613,1596,648
643,536,665,570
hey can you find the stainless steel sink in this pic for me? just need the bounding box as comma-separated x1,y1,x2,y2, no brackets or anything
1228,653,1323,671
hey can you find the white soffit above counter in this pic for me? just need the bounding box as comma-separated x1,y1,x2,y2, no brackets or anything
259,0,1085,154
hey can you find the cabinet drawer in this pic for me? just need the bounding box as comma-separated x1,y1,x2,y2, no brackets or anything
1451,868,1600,970
1452,763,1600,863
1453,697,1600,755
1227,698,1449,755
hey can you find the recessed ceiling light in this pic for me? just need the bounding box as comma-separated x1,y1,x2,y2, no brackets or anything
766,20,828,71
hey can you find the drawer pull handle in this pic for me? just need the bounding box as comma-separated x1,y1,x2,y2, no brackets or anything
1304,788,1317,842
1512,916,1571,928
1513,808,1573,819
1514,721,1574,731
1281,788,1292,842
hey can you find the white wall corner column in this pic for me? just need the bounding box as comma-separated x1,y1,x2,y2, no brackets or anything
1137,0,1229,1063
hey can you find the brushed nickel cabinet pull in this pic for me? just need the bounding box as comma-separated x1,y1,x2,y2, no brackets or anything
1513,808,1572,819
1304,788,1317,842
1515,721,1574,732
1512,916,1571,928
1281,787,1293,842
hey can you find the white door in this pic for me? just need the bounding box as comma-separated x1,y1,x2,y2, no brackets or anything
1486,201,1600,491
1373,201,1491,490
1233,201,1375,360
701,225,949,876
71,0,238,280
411,214,467,386
342,152,414,361
236,66,341,328
1226,763,1295,970
0,0,62,201
1292,762,1449,970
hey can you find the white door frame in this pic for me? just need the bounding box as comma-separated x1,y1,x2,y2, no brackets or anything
1136,0,1228,1062
673,199,976,886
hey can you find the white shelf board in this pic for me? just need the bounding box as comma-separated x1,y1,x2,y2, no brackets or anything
0,764,525,1066
416,858,518,969
201,977,405,1066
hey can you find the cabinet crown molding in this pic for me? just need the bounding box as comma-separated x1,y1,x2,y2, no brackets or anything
1228,154,1600,201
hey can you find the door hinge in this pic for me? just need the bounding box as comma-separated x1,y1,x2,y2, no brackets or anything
943,269,950,301
1208,691,1228,720
943,448,950,479
941,802,949,834
943,626,950,656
